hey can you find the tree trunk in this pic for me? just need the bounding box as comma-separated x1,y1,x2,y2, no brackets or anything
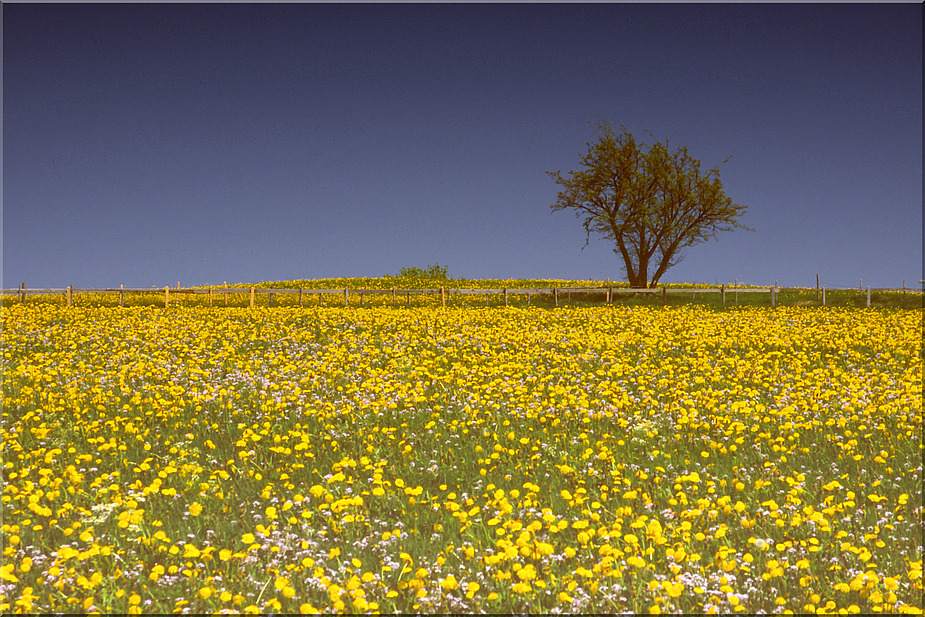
636,260,648,289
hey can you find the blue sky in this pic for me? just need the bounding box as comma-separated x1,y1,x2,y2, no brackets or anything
4,3,922,289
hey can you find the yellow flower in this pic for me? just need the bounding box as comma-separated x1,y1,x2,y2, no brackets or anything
1,563,18,583
662,580,684,598
182,543,201,559
189,502,203,516
512,582,531,594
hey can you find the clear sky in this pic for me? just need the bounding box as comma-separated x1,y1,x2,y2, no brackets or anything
4,3,922,289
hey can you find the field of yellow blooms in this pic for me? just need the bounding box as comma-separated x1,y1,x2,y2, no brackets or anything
2,302,922,614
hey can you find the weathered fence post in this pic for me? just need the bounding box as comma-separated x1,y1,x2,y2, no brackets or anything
164,286,169,308
224,282,228,306
822,287,826,307
209,287,213,308
441,287,446,308
553,287,558,307
318,292,323,306
344,289,348,307
20,283,25,304
120,284,125,308
250,287,255,308
721,285,725,306
866,286,871,308
406,291,410,307
392,287,396,308
662,287,667,306
504,288,508,307
67,285,73,307
298,287,303,307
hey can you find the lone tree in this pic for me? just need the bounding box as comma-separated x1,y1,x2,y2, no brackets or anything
548,122,749,288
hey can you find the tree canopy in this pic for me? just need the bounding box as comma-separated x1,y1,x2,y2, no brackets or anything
548,122,750,288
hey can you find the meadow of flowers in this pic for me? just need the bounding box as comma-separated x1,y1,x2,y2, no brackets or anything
1,301,922,613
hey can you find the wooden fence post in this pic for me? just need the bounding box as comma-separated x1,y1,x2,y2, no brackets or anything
299,287,303,307
224,282,228,306
250,287,255,308
318,292,323,306
441,287,446,308
164,286,169,308
20,283,25,304
822,287,826,307
120,284,124,308
67,285,73,307
209,287,213,308
344,289,348,307
721,285,725,306
553,287,558,307
866,286,871,308
406,291,410,307
662,287,667,306
392,287,396,307
504,288,508,306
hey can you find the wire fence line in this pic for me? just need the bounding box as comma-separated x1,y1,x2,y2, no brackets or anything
2,281,922,309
